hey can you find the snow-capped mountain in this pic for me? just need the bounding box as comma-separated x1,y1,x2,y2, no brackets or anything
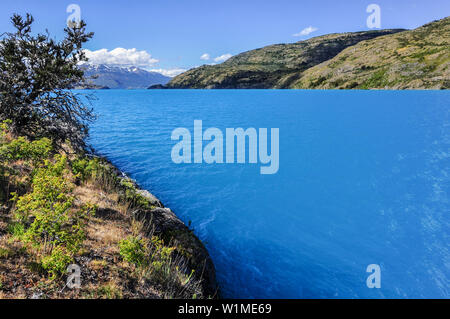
78,64,171,89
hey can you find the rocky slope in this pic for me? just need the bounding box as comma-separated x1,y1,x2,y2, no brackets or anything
165,29,405,89
293,17,450,89
164,17,449,89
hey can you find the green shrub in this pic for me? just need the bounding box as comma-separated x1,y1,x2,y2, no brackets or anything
119,236,147,267
149,236,175,276
0,120,12,137
12,154,94,278
71,157,98,182
78,157,119,191
41,246,73,279
0,135,52,164
14,155,73,225
0,121,54,204
0,247,11,258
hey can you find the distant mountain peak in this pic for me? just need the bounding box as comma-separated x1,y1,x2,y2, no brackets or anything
77,63,171,89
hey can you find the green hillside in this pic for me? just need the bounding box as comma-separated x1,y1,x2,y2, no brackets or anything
166,30,404,89
164,17,449,90
293,17,450,89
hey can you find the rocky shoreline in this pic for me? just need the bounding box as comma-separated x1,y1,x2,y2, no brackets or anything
93,154,219,297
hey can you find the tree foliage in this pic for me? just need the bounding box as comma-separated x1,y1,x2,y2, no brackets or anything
0,14,95,150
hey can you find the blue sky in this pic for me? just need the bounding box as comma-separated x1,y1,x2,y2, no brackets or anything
1,0,449,76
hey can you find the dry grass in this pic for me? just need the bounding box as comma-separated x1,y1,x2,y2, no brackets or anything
86,220,127,253
89,259,108,271
74,183,119,211
74,181,134,257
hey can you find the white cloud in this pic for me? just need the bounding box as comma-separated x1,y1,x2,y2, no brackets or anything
81,48,188,77
83,48,159,68
200,53,210,60
149,68,187,77
214,53,233,62
293,26,318,37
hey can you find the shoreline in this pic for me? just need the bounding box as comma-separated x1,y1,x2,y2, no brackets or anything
88,152,219,297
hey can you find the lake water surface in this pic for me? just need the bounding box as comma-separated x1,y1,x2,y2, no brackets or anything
85,90,449,298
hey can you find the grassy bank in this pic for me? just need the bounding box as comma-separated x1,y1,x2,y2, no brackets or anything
0,120,217,299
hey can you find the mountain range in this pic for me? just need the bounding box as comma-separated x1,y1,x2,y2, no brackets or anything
162,17,449,89
77,64,171,89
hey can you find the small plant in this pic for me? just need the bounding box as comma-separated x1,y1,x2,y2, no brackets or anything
149,236,176,278
7,222,25,239
0,247,11,258
119,236,147,267
94,282,123,299
0,119,12,134
117,231,201,298
0,121,54,204
41,246,73,279
71,157,91,182
119,179,151,209
82,158,119,191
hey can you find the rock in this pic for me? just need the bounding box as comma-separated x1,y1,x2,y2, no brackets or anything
133,207,218,296
31,291,43,299
135,189,162,207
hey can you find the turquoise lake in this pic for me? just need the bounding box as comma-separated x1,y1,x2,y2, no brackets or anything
85,90,449,298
